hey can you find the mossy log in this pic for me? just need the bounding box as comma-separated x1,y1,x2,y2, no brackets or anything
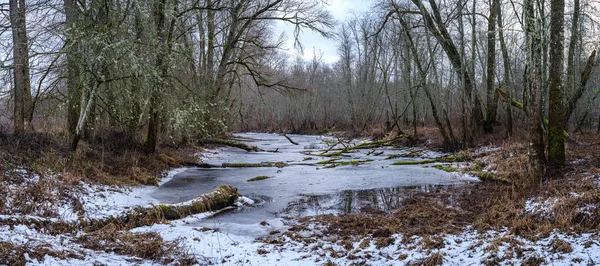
472,171,512,184
342,136,405,152
88,184,239,230
198,138,262,152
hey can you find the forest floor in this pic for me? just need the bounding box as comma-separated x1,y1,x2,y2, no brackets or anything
2,131,600,265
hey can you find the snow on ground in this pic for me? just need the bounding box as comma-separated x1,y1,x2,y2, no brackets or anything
131,218,600,265
2,138,599,265
80,167,188,220
0,223,162,265
4,166,600,265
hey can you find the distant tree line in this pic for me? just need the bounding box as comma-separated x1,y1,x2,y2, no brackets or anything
1,0,599,178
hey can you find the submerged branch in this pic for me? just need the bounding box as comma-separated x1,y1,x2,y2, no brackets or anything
198,138,262,152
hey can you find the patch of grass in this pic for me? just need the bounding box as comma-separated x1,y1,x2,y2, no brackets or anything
374,237,395,249
247,176,272,182
421,235,445,250
77,224,194,264
472,171,512,184
317,158,341,165
551,237,573,253
0,241,83,266
392,159,436,165
410,252,444,266
432,164,457,172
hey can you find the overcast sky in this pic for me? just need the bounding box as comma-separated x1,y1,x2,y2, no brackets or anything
278,0,375,64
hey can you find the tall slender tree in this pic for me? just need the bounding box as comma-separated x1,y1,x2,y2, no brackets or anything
484,0,500,133
525,0,546,181
547,0,566,169
9,0,31,133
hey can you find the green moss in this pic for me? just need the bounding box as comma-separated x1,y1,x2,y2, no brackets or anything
316,151,344,157
392,159,436,165
471,161,487,171
511,99,523,109
247,176,272,182
322,159,373,168
317,158,341,165
472,171,511,184
432,164,457,172
385,154,403,160
497,88,507,96
385,152,421,159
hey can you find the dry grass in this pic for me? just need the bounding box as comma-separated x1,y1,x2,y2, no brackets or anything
298,132,600,259
76,224,195,264
0,241,82,266
409,252,444,266
0,131,204,264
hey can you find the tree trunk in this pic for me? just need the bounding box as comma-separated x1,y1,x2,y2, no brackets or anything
71,82,99,151
400,17,453,150
144,0,177,153
9,0,31,133
497,1,513,137
564,0,579,98
547,0,566,169
565,50,596,126
525,0,546,182
484,0,500,133
410,0,484,132
64,0,81,135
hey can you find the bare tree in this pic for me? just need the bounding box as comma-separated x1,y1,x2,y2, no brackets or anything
9,0,31,133
484,0,500,133
525,0,545,181
547,0,566,169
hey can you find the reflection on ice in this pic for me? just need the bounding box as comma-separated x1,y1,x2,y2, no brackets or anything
280,185,458,217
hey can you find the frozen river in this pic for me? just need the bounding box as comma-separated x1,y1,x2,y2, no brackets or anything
150,133,477,236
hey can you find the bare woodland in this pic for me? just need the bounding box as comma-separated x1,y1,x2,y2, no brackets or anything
0,0,599,178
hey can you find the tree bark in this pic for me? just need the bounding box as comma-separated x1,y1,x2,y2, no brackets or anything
144,0,177,153
484,0,500,133
565,50,596,126
497,1,513,137
525,0,546,182
64,0,81,136
91,184,238,230
9,0,31,133
547,0,566,169
564,0,579,97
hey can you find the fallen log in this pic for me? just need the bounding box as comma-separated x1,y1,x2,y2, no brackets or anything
222,162,287,168
280,133,299,145
181,161,220,168
198,138,262,152
341,135,406,152
88,184,239,230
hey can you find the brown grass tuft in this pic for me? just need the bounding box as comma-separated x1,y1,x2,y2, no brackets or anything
409,252,444,266
76,224,194,264
551,237,573,253
0,241,82,266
